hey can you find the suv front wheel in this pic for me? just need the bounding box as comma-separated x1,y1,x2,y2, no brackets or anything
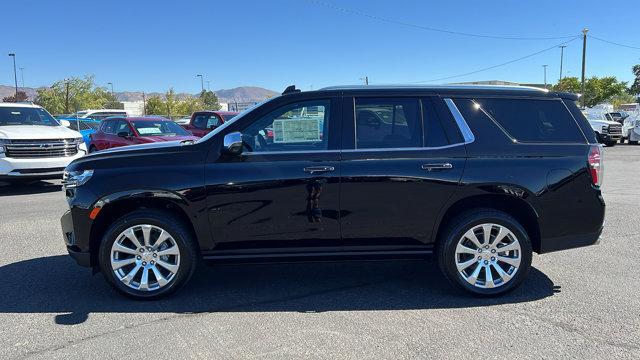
98,209,198,299
437,209,532,296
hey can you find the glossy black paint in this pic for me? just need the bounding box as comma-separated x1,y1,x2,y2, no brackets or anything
63,86,605,268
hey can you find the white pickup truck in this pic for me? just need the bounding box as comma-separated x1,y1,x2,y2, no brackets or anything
622,112,640,144
582,111,623,147
0,102,87,182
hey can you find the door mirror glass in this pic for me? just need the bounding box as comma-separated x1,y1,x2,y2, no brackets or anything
223,131,243,155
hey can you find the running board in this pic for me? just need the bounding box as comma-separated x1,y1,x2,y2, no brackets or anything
202,245,434,263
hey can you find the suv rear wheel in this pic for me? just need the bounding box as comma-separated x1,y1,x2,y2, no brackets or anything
437,209,532,296
98,209,198,299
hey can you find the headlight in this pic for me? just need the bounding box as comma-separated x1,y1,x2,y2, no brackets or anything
0,139,6,155
62,169,94,188
601,125,609,133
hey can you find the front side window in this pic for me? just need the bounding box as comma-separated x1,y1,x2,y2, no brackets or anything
355,98,422,149
116,120,133,136
241,100,330,152
102,120,117,134
193,114,222,129
0,107,59,127
131,121,190,136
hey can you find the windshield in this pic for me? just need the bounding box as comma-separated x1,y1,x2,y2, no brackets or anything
222,114,237,121
70,111,88,118
131,120,190,136
196,97,275,143
0,106,60,126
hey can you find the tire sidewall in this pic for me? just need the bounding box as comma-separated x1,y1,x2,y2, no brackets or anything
441,212,533,296
98,210,196,299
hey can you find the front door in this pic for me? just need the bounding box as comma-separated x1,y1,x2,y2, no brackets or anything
339,96,466,246
205,97,342,250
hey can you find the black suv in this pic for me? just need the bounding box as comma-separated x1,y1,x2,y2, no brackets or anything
61,85,605,299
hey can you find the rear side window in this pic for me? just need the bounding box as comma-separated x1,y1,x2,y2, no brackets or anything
355,98,422,149
455,98,584,143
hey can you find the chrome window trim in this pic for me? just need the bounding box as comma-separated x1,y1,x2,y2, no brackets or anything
241,144,466,156
443,98,476,144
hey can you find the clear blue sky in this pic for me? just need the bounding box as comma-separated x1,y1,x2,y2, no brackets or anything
3,0,640,93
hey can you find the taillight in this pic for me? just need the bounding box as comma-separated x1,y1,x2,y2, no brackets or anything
588,145,603,187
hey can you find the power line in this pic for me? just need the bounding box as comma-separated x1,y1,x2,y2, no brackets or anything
307,0,577,41
413,36,580,83
588,35,640,50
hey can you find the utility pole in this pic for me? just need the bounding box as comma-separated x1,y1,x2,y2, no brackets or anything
8,53,18,96
558,45,566,83
206,80,211,91
196,74,204,92
360,76,369,85
19,67,25,88
581,28,589,107
64,80,70,114
142,92,147,116
543,65,548,89
107,82,114,96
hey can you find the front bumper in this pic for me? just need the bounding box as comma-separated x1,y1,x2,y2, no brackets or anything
61,210,91,267
0,151,85,179
599,132,622,142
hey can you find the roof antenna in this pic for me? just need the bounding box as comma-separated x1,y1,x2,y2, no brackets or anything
282,85,301,95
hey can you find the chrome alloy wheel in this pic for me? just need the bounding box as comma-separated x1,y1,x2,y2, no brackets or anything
454,223,521,289
110,224,181,291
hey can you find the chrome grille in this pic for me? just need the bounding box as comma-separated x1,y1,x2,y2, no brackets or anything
5,139,79,158
608,123,622,135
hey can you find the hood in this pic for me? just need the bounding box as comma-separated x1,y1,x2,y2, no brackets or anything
0,125,82,140
138,135,200,142
588,119,618,127
84,140,195,157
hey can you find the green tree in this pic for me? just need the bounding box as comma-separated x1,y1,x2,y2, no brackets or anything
610,93,637,109
2,90,29,102
199,90,221,110
144,96,165,115
552,76,627,108
630,64,640,95
553,77,581,93
34,75,118,114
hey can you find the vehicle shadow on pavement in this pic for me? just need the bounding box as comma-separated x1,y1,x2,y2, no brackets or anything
0,181,62,196
0,255,557,325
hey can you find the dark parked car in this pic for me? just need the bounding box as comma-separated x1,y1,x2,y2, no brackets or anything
61,85,605,299
89,117,199,152
180,110,239,138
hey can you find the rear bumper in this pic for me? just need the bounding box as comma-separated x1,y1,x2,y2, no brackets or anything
61,210,91,267
539,226,603,253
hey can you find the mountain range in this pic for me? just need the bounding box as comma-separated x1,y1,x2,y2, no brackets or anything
0,85,278,103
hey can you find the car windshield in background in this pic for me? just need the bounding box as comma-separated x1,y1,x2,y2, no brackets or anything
222,114,237,121
0,107,59,126
131,121,190,136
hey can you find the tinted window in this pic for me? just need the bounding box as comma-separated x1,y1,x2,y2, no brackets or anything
242,100,330,152
116,120,133,135
193,114,221,129
102,120,117,134
458,98,584,143
422,99,449,147
355,98,421,149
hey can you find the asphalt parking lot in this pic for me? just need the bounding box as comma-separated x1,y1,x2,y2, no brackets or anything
0,145,639,359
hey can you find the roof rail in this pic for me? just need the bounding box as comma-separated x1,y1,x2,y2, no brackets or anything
282,85,301,95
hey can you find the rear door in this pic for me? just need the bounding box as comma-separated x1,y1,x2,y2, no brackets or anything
339,95,466,246
93,120,116,150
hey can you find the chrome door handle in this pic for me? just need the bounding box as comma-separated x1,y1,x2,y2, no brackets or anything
421,163,453,171
303,166,335,174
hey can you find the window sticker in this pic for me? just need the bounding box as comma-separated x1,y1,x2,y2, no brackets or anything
272,118,321,143
137,127,163,135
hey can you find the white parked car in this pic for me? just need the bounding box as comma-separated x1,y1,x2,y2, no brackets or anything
622,112,640,144
69,109,130,120
582,111,623,147
0,102,87,182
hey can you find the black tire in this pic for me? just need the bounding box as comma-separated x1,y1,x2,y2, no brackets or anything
619,137,626,144
605,141,616,147
98,209,198,300
630,140,639,145
437,209,533,296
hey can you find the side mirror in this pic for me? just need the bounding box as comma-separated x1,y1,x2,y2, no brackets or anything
117,131,130,138
223,131,243,155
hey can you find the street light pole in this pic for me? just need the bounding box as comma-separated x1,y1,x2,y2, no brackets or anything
8,53,18,96
206,80,211,91
543,65,548,89
107,82,114,97
196,74,204,92
581,28,589,107
558,45,566,83
359,76,369,85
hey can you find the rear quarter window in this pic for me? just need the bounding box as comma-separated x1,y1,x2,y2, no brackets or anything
455,98,585,143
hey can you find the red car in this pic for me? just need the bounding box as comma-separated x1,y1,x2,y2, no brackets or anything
89,117,199,152
181,110,238,138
